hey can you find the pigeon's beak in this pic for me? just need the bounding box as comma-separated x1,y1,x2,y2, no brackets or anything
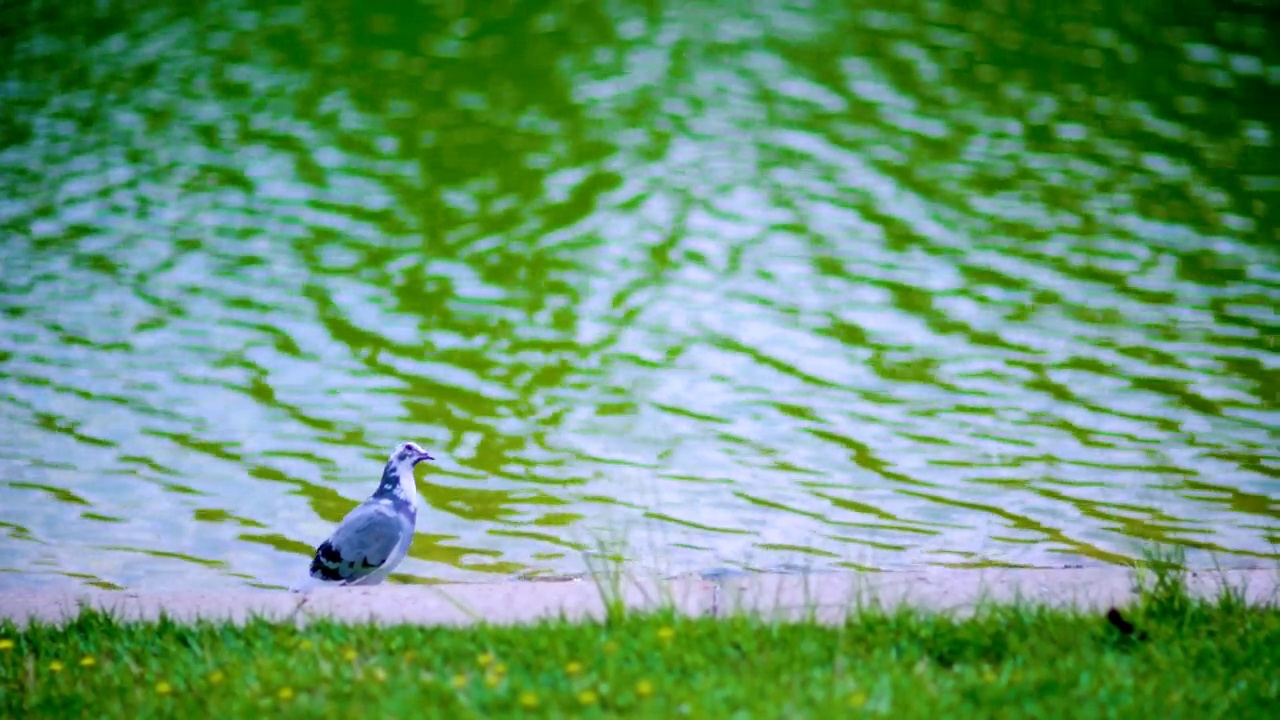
416,451,435,465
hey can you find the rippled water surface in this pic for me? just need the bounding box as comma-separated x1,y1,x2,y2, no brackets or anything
1,0,1277,591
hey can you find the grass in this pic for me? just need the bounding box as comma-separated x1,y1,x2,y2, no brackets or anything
2,560,1278,718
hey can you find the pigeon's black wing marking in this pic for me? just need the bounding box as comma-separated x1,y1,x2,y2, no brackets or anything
308,500,408,584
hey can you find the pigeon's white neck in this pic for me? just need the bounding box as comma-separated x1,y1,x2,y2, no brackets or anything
394,458,419,503
375,458,418,506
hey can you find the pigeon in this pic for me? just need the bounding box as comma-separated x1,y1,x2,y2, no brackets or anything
290,441,434,592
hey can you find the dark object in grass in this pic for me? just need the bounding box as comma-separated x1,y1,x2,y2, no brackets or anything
1105,607,1134,635
1106,607,1147,640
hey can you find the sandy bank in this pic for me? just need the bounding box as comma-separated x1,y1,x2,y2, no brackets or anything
1,568,1274,627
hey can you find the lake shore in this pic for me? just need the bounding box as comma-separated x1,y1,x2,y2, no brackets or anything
2,567,1274,627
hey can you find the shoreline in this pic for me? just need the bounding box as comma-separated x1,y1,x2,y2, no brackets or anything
2,567,1275,627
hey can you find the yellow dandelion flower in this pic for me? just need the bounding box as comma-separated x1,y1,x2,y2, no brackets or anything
451,674,468,690
565,661,583,676
342,648,357,662
657,626,675,641
636,679,654,698
297,640,313,651
0,639,14,651
477,652,494,667
371,667,388,683
155,681,172,695
484,673,501,689
278,687,294,701
519,691,539,709
209,671,225,685
48,660,64,673
494,662,507,675
578,689,598,706
79,656,96,667
847,691,867,708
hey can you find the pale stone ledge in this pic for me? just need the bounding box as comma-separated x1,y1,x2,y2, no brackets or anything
1,568,1274,627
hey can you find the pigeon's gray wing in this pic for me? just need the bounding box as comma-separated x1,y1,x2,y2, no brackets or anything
308,500,408,584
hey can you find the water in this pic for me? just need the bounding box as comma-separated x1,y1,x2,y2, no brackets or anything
0,0,1276,591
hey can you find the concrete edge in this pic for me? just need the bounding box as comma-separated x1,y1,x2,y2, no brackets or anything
1,568,1275,627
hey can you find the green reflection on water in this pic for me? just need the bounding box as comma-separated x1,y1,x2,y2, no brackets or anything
0,0,1277,590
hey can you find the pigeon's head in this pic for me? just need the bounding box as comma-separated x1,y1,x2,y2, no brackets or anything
390,441,434,467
